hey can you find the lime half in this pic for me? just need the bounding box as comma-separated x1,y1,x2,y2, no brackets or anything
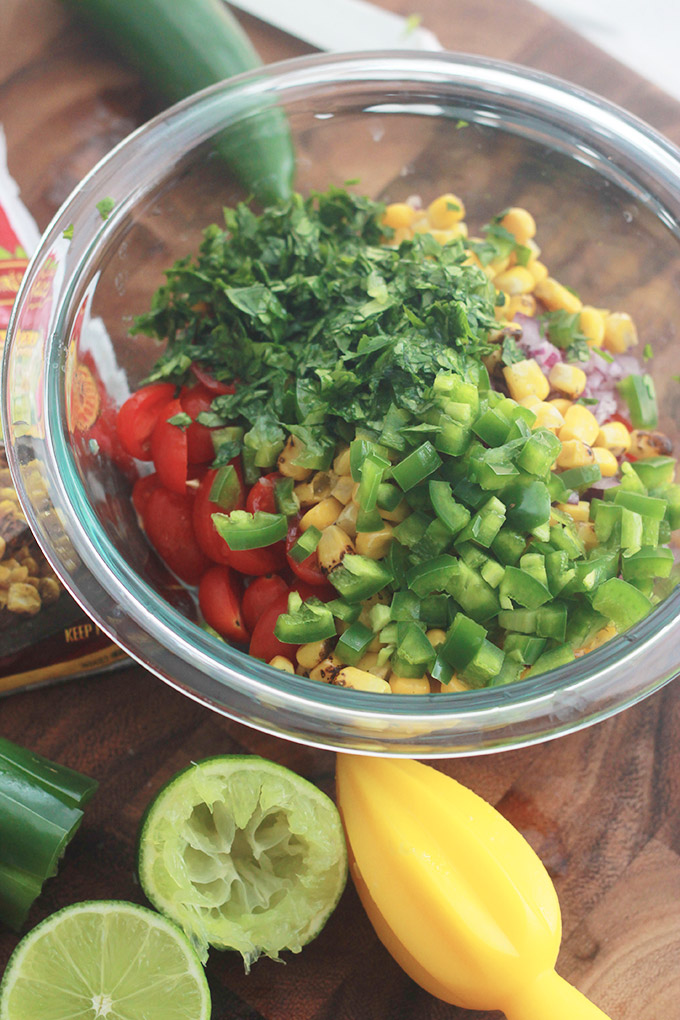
0,900,210,1020
137,755,347,968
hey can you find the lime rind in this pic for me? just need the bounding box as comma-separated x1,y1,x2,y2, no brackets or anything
137,755,347,968
0,900,210,1020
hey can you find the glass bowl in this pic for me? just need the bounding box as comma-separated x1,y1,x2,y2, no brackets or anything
4,52,680,757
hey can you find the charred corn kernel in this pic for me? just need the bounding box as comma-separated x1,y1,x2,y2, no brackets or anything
579,305,606,346
427,192,466,228
629,429,673,459
547,363,587,398
493,265,536,296
558,404,600,445
300,497,343,532
596,421,631,454
534,277,582,314
556,500,590,522
382,202,417,230
528,259,549,284
333,666,391,693
335,500,359,537
310,654,344,683
317,524,354,573
429,224,468,244
355,523,394,560
503,359,549,401
389,675,430,695
574,520,598,551
356,652,391,680
592,446,619,477
296,639,333,671
556,439,595,469
550,397,573,415
499,206,536,245
531,401,565,432
425,629,447,649
7,582,41,616
333,446,351,476
268,655,295,673
330,474,355,505
379,499,410,524
603,311,638,353
277,434,313,480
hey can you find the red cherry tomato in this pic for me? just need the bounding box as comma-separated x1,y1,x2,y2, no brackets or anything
198,565,249,644
142,486,210,585
131,472,161,518
190,363,236,395
241,574,289,634
180,384,217,464
192,465,246,565
290,578,336,602
286,515,328,587
227,544,287,577
249,593,298,664
246,472,282,515
116,382,175,460
151,398,189,495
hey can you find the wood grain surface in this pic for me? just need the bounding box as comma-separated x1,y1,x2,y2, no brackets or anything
2,2,680,1018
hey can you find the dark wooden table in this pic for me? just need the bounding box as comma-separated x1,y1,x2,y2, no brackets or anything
3,3,680,1018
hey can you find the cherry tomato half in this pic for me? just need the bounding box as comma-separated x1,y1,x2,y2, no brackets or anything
246,472,282,515
249,593,298,664
286,515,328,587
227,543,287,577
193,465,246,565
241,574,289,634
180,384,217,464
131,472,161,519
151,398,188,495
198,565,248,644
290,578,336,603
143,485,209,585
117,382,175,461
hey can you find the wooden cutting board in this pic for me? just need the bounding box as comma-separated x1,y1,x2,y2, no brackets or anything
2,3,680,1018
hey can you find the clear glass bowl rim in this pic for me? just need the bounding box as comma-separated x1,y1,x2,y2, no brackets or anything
5,50,680,757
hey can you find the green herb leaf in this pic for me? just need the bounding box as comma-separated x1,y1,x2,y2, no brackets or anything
96,197,115,221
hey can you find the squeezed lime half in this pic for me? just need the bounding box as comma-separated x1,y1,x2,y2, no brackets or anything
0,900,210,1020
137,755,347,968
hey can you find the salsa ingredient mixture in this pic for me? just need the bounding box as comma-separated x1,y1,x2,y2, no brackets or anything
116,187,679,694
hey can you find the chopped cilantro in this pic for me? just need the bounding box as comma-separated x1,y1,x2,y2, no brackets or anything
501,335,524,365
96,197,116,221
167,412,192,428
468,219,531,268
643,342,653,361
62,224,74,241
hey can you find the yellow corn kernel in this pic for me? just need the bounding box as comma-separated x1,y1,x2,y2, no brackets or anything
268,655,295,673
330,474,355,505
503,359,550,401
439,674,470,693
493,265,536,296
574,520,598,551
499,206,536,245
427,192,466,229
310,654,344,683
462,248,483,269
335,499,359,537
300,497,343,532
389,675,431,695
558,404,600,446
294,471,334,508
316,524,354,573
519,395,542,410
356,652,391,680
381,202,417,230
579,306,606,347
484,254,511,280
496,293,537,321
534,277,582,314
547,363,587,398
333,446,351,476
629,429,673,459
531,401,565,432
332,667,391,693
556,439,595,469
379,500,410,524
392,226,413,245
592,446,619,478
425,629,447,650
355,522,394,560
595,421,631,454
549,397,573,416
528,259,549,284
602,311,637,353
556,500,590,522
428,224,468,244
296,639,333,671
277,434,313,481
